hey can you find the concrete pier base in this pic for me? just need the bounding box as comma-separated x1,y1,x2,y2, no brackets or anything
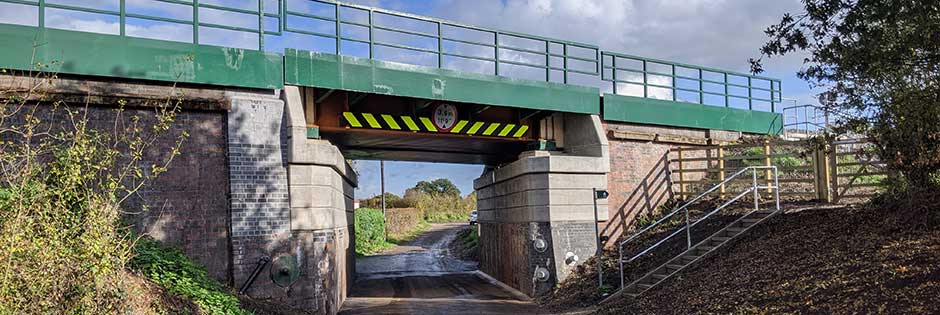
474,114,609,296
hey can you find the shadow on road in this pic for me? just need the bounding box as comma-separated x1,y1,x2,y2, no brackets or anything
339,223,541,315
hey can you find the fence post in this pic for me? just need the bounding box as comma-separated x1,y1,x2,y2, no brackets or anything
718,144,726,199
828,140,840,203
813,143,833,203
763,140,773,193
677,148,686,199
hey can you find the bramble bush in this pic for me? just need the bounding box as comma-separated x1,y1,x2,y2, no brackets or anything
354,208,390,255
0,68,197,314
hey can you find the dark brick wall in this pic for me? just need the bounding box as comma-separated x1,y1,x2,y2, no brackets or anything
479,221,557,296
6,102,234,283
131,109,232,283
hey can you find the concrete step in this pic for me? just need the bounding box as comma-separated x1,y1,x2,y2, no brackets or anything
726,227,746,233
711,236,731,242
697,245,716,252
742,218,762,224
637,283,653,291
666,264,684,270
651,273,669,280
680,255,699,262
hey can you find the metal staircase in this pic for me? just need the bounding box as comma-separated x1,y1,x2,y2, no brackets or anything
607,166,781,300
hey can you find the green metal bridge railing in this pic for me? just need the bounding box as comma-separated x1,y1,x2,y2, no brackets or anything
601,51,783,112
0,0,781,113
283,0,599,84
1,0,282,50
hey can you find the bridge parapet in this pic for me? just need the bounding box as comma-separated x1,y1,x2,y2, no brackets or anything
0,0,781,134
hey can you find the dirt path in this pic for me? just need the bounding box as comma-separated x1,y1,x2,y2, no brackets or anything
339,223,542,315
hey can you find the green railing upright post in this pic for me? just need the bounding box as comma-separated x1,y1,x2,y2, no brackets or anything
334,4,341,54
368,9,374,58
642,60,648,98
671,64,677,101
611,54,617,95
37,0,44,28
698,69,704,104
258,0,264,50
724,73,729,107
562,44,568,84
748,76,753,110
494,31,500,76
119,0,125,36
437,21,443,68
193,0,199,45
545,41,550,82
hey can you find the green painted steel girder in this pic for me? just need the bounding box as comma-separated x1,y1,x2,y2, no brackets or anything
284,49,601,115
603,93,783,135
0,24,283,89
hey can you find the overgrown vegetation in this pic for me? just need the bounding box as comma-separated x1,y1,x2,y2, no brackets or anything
456,225,479,251
360,178,476,223
132,238,250,315
354,208,392,255
0,68,190,314
417,192,475,223
387,220,430,244
448,225,480,261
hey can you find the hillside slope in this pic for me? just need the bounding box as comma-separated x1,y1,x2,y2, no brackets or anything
592,205,940,314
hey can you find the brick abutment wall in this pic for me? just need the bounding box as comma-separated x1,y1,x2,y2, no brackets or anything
602,122,739,245
0,75,235,283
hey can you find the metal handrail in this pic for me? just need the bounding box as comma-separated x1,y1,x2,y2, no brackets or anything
616,165,780,289
782,103,831,135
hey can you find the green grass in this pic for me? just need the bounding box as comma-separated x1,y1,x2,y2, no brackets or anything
131,237,252,315
388,220,431,245
457,225,479,249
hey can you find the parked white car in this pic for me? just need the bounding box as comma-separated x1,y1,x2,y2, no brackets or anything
468,210,478,225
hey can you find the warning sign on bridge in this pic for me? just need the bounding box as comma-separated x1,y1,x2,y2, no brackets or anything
432,103,458,131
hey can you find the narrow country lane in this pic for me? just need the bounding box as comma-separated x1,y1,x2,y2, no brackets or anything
338,223,539,315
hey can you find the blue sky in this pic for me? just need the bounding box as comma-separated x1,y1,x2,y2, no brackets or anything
0,0,817,197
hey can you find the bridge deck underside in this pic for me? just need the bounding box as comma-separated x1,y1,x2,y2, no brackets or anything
320,127,527,165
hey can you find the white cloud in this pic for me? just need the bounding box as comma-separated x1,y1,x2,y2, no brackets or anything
419,0,806,73
0,2,38,26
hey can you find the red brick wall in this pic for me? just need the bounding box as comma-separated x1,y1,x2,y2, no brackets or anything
602,123,709,244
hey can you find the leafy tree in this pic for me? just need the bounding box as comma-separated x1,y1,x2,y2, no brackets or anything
413,178,461,197
751,0,940,191
361,192,401,209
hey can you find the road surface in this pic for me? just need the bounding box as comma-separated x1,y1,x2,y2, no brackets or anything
338,223,540,315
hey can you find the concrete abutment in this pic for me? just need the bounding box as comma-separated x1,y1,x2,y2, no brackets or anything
475,114,610,296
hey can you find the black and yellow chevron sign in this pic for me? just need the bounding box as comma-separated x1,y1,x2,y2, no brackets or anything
342,112,529,138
